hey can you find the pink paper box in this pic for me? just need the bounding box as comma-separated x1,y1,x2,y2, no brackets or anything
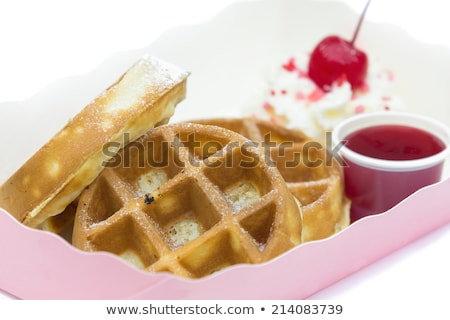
1,0,449,300
1,178,449,299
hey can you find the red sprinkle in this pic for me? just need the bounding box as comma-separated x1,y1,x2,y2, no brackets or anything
280,89,287,95
298,69,308,78
360,82,370,93
384,105,391,110
386,70,394,81
263,102,274,111
270,90,276,96
282,57,297,72
354,105,365,114
295,91,306,100
377,70,394,81
308,88,325,102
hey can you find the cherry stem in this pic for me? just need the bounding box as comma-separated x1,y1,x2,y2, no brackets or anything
351,0,372,45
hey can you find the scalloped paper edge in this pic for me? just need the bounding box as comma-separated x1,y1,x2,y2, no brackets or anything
1,178,448,299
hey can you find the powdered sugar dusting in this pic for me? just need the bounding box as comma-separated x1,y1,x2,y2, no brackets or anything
104,55,189,113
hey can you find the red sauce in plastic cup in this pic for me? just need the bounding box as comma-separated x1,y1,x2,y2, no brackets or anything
332,112,450,222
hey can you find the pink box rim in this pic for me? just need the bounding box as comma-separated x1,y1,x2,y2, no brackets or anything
1,177,449,300
1,0,450,300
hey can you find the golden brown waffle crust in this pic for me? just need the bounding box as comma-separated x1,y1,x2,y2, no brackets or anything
72,123,303,278
0,56,189,228
191,117,351,242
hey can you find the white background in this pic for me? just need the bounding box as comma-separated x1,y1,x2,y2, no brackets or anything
1,0,449,103
0,0,449,307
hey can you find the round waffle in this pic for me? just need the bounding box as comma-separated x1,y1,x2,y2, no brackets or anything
192,118,350,242
0,55,188,228
72,122,303,279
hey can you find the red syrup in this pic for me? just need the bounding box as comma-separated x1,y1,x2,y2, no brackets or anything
342,125,446,222
344,125,445,160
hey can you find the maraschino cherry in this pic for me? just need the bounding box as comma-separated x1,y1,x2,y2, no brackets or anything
308,0,371,91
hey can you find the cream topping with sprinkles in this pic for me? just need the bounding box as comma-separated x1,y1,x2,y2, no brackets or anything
247,53,404,138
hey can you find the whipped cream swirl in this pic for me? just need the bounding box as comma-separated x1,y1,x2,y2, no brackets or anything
247,53,404,138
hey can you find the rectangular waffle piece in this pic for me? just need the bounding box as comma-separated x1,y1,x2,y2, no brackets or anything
0,55,189,228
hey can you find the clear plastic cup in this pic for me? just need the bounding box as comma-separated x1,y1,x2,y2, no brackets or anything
332,111,450,222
